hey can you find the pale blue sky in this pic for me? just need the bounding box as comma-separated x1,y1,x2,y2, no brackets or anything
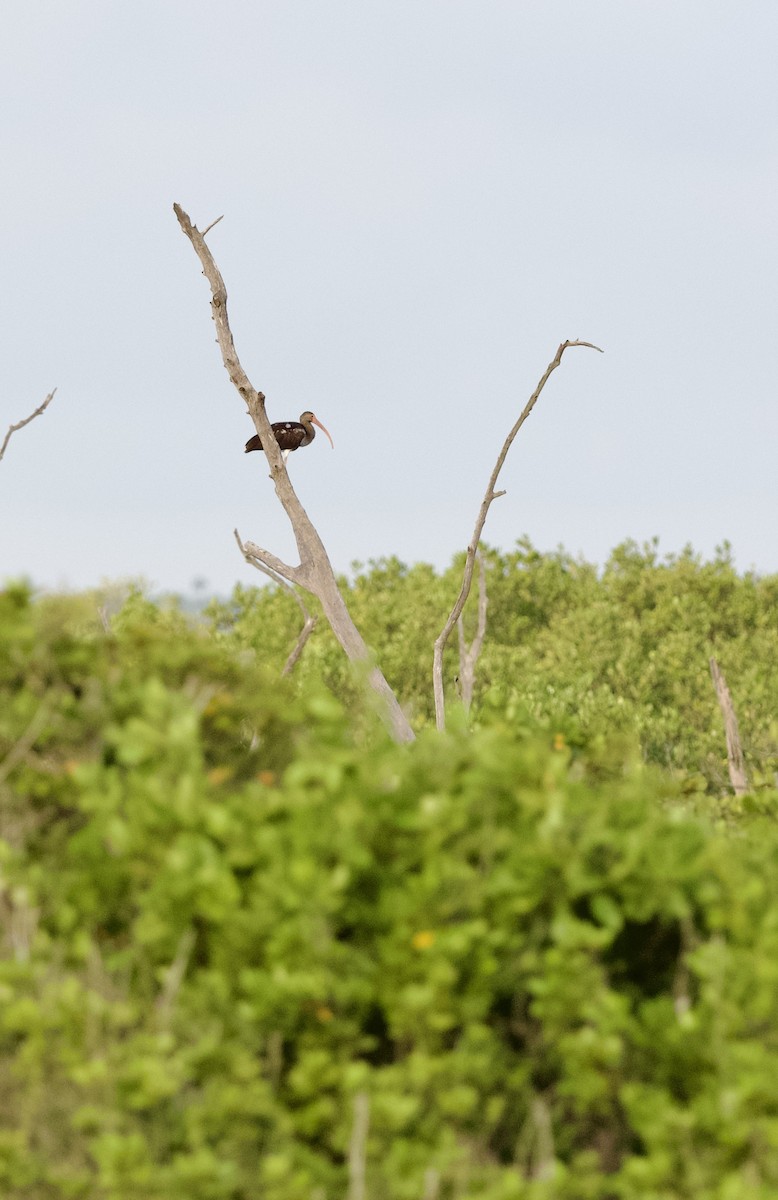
2,2,776,593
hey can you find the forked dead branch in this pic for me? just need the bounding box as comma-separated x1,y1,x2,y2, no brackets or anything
433,339,603,730
233,528,318,677
174,204,415,743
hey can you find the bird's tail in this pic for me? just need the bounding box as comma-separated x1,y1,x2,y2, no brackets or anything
245,435,263,453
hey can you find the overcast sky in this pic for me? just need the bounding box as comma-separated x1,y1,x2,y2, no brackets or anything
2,2,776,595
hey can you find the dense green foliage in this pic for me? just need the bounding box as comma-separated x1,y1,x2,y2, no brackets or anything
208,540,778,791
2,544,778,1198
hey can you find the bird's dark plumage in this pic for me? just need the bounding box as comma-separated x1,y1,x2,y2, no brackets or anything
245,410,334,457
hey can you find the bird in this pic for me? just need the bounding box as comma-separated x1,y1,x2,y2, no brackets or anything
245,411,334,462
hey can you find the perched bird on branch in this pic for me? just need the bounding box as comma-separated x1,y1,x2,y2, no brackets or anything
245,411,334,462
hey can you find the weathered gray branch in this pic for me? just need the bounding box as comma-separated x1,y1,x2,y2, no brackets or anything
456,550,488,715
433,340,602,730
709,656,749,796
235,533,303,588
1,389,57,463
234,528,319,675
175,204,414,743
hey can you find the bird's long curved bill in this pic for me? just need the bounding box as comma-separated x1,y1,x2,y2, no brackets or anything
311,415,334,449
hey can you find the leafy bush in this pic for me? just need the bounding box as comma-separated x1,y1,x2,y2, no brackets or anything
2,583,778,1198
207,539,778,788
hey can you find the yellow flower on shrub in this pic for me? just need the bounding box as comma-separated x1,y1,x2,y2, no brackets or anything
411,930,436,950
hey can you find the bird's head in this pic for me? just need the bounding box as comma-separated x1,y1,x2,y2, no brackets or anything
301,411,334,449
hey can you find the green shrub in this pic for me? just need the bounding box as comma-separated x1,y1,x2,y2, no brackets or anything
206,540,778,788
2,584,778,1197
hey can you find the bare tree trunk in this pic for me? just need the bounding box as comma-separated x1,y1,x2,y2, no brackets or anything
1,390,57,462
174,205,414,743
456,550,488,715
709,656,749,796
433,340,602,730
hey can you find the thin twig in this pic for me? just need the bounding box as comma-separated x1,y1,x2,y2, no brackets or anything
201,214,224,237
433,339,602,730
234,528,319,674
0,390,57,463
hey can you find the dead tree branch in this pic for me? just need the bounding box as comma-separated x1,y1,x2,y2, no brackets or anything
456,550,488,715
1,390,57,463
709,656,749,796
241,540,304,586
234,528,319,675
234,529,300,589
281,619,318,677
0,700,52,787
433,340,602,730
174,204,414,742
347,1091,370,1200
201,213,224,237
